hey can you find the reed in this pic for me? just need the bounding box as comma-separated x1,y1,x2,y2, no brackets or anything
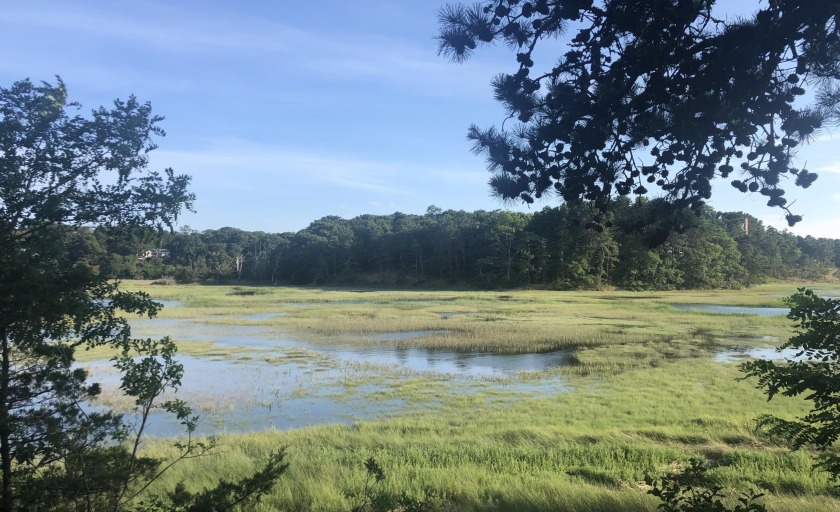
132,360,839,511
103,281,840,511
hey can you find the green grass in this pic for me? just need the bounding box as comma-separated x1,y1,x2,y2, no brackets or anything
137,360,839,511
109,281,840,511
121,281,806,355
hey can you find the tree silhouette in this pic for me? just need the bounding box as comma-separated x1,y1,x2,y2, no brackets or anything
438,1,840,225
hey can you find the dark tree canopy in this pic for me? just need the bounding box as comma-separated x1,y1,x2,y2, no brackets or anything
438,1,840,225
0,78,197,510
0,78,288,512
0,78,193,234
742,289,840,478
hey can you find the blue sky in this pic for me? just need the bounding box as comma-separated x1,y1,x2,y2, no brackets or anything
2,0,838,238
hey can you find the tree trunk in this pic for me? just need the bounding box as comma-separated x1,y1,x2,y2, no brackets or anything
0,330,12,512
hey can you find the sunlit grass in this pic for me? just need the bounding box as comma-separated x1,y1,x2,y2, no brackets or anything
108,281,840,511
117,281,801,355
136,359,839,511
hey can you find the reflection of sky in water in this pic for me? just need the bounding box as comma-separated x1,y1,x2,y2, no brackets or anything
83,355,408,437
153,300,184,308
437,312,476,319
312,343,571,378
671,304,788,316
238,312,287,321
112,297,840,435
130,319,571,378
87,315,571,435
715,346,808,363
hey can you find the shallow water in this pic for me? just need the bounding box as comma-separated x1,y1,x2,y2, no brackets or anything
131,318,569,377
98,293,840,436
368,330,449,341
311,344,571,377
154,300,184,308
714,346,805,363
438,312,476,319
82,354,408,436
281,300,366,306
239,312,288,321
104,314,571,435
672,304,788,316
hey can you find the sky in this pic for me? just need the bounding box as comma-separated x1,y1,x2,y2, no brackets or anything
1,0,838,238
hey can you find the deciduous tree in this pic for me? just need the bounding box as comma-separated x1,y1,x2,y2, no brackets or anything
742,289,840,479
0,78,284,511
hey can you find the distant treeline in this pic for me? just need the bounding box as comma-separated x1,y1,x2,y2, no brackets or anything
76,199,839,290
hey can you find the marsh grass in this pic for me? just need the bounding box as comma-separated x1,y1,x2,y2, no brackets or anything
133,359,840,511
107,281,840,510
110,280,812,387
74,338,233,362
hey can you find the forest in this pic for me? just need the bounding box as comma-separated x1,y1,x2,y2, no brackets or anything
77,198,839,290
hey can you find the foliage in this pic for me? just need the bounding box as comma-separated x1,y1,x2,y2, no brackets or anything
742,289,840,478
134,450,288,512
109,202,839,288
645,458,767,512
0,77,285,511
347,457,440,512
437,1,840,225
348,457,387,512
15,337,204,511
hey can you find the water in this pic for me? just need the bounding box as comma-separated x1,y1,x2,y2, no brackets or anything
368,330,449,341
154,300,184,308
100,315,571,435
309,344,571,377
438,312,476,319
82,354,407,436
281,300,366,306
239,312,287,321
715,347,806,363
113,298,813,435
130,318,570,378
671,304,788,316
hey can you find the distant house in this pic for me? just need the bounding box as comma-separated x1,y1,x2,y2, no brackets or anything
138,248,170,261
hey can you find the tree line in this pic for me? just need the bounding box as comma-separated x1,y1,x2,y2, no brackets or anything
76,199,838,290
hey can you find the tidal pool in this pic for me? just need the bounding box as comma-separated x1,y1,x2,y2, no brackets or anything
130,318,569,378
239,312,288,321
672,304,788,316
153,300,184,308
307,344,571,377
715,346,805,363
83,353,409,437
95,314,570,435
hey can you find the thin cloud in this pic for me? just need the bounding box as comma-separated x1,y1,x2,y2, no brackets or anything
812,131,839,144
0,1,497,99
153,139,486,193
153,146,410,196
815,162,840,174
0,3,299,55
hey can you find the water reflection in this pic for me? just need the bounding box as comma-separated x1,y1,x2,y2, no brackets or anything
239,312,287,321
438,312,475,319
131,318,568,378
82,355,406,437
154,300,184,308
107,315,570,435
672,304,787,316
368,330,448,341
715,346,805,363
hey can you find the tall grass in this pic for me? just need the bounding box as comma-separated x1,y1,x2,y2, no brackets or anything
111,281,840,511
133,359,840,511
120,281,800,355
